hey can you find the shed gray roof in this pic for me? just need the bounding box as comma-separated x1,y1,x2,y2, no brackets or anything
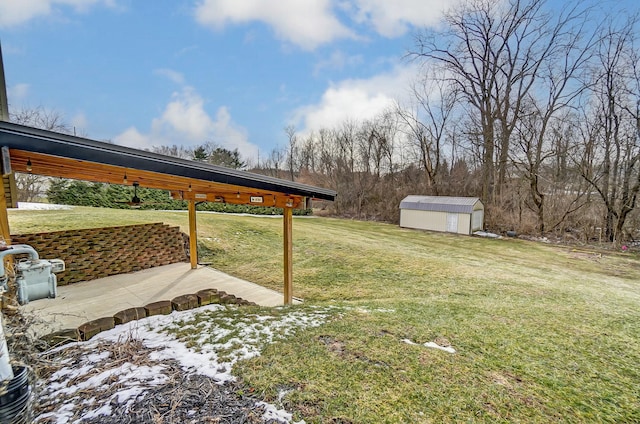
399,195,482,214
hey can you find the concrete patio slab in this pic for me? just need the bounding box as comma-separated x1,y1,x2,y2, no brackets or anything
22,263,293,337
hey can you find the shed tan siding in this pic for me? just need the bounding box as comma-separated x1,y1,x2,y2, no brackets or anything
457,213,471,235
401,209,446,232
401,209,474,235
399,195,483,236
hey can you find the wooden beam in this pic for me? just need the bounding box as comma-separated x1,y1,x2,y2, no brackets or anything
9,150,306,209
175,191,303,209
188,200,198,269
283,207,293,305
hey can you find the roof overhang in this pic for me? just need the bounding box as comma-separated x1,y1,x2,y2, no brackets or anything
0,121,336,208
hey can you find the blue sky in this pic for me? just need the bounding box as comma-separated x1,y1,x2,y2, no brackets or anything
0,0,636,162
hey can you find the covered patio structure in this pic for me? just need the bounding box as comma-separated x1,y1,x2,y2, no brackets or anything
23,263,294,338
0,120,336,305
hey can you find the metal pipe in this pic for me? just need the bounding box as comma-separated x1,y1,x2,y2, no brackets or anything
0,313,12,381
0,244,40,381
0,244,39,277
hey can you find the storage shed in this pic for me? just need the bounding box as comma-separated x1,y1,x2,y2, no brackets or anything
399,196,484,235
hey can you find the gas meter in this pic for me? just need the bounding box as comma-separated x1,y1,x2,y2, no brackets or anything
0,244,65,305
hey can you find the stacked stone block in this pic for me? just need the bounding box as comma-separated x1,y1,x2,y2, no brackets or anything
11,223,188,285
47,288,259,343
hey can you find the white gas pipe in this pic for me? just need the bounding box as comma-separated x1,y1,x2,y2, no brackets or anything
0,244,41,382
0,297,11,382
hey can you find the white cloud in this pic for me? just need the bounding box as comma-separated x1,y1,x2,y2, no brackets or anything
154,69,186,85
8,83,30,103
193,0,459,50
194,0,356,50
113,127,151,150
0,0,51,27
114,86,259,159
153,87,214,140
294,63,418,133
209,107,259,158
350,0,460,37
0,0,115,28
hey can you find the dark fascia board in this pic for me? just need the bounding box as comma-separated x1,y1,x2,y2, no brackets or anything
0,121,336,201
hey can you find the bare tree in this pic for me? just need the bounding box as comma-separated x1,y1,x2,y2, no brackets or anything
580,17,640,245
267,146,286,177
14,173,47,202
151,144,193,160
10,107,72,202
410,0,593,205
507,14,596,234
284,125,298,181
298,132,317,174
397,73,458,195
11,106,71,134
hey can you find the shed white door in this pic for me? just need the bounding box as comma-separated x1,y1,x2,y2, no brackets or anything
472,210,484,231
446,213,458,233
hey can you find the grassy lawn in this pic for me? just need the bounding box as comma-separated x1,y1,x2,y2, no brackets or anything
9,207,640,423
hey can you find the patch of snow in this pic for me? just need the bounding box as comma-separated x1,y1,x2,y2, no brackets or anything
38,304,340,423
113,386,147,407
372,308,395,313
81,403,112,420
257,401,306,424
49,363,167,398
278,388,293,402
16,202,72,210
86,351,111,363
402,339,456,354
44,402,75,424
355,307,396,314
50,364,94,381
423,341,456,354
473,231,501,239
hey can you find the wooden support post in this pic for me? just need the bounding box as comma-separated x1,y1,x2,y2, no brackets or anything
283,207,293,305
4,174,17,208
0,177,10,245
188,200,198,269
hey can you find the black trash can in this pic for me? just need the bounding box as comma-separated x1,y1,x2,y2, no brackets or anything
0,365,31,424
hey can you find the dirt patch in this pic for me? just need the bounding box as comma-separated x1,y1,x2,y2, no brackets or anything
567,249,603,261
487,371,542,410
317,335,346,356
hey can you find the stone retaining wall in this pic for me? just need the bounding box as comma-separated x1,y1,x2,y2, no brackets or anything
43,288,256,343
11,223,188,285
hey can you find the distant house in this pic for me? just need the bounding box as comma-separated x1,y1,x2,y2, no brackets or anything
399,196,484,235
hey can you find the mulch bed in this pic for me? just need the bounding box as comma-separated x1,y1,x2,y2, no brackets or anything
78,374,268,424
